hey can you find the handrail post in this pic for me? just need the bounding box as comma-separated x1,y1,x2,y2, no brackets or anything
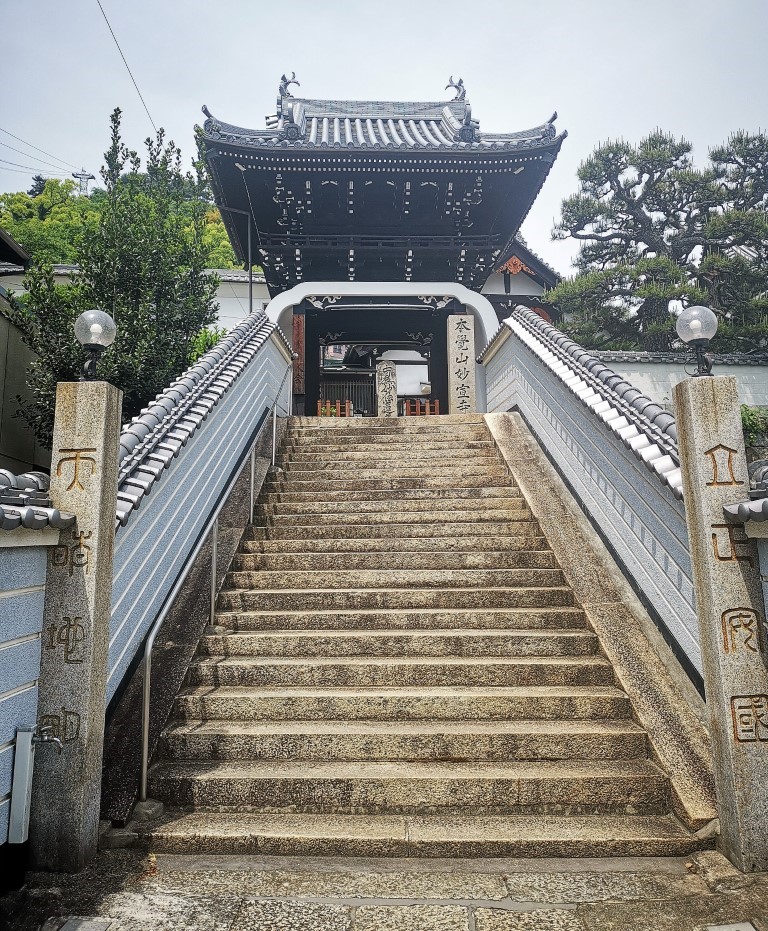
249,447,256,519
139,648,152,803
272,405,277,467
210,517,218,623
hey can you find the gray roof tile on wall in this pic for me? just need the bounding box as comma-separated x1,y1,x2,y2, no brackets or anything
0,469,76,532
115,311,290,530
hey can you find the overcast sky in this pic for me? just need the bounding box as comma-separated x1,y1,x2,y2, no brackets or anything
1,0,766,274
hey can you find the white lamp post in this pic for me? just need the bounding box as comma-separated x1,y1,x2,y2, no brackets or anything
675,305,718,376
74,309,117,381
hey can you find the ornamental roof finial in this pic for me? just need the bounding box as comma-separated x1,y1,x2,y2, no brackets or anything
279,72,300,98
445,76,466,101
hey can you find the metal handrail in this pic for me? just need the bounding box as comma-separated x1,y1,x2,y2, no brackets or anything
138,362,292,803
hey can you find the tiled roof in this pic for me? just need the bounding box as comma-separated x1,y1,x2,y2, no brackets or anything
479,307,683,497
594,350,768,366
202,98,563,153
722,461,768,524
115,311,290,529
0,469,76,532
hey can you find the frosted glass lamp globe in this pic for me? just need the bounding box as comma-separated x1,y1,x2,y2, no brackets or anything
675,306,718,346
74,310,117,349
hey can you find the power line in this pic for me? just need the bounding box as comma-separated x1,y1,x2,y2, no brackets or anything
0,166,72,177
0,157,70,176
0,126,79,170
96,0,157,133
0,140,76,173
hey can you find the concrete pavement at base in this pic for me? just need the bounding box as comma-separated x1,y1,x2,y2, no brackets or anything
3,850,768,931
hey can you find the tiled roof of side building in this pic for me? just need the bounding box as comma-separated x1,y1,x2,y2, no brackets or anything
594,350,768,366
201,96,565,153
0,469,76,532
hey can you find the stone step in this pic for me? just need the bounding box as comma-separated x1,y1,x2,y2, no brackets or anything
218,586,576,613
159,718,647,763
216,607,588,632
199,628,597,658
173,684,631,722
288,414,485,428
286,426,489,441
185,655,614,689
280,446,498,462
240,535,550,554
274,465,511,482
231,550,558,572
245,521,541,541
264,475,509,491
148,758,669,815
257,497,526,518
282,440,495,454
261,486,521,504
224,568,566,592
253,508,534,527
146,811,705,858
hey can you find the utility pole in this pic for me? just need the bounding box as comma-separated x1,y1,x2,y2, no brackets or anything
72,168,96,196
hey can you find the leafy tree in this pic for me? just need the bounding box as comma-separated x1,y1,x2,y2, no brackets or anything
7,108,221,445
0,178,100,264
27,175,48,197
549,131,768,351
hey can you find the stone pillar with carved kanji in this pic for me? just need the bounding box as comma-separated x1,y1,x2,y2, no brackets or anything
674,375,768,872
30,381,122,871
376,360,398,417
447,314,475,414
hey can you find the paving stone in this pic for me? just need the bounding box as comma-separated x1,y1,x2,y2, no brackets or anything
140,867,507,901
354,904,468,930
93,892,240,930
475,908,586,930
230,899,352,930
503,870,708,903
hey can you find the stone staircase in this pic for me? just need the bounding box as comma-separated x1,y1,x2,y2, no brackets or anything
146,415,707,857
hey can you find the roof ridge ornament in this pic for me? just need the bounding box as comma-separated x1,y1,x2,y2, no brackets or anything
445,76,466,100
459,103,479,143
279,72,300,98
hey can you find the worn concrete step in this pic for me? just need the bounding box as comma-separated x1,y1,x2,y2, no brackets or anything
215,607,587,632
254,509,535,528
280,444,496,461
186,655,614,689
288,414,485,428
240,535,549,555
274,466,511,484
246,521,541,541
218,585,576,613
231,551,558,573
146,811,705,858
257,498,526,518
261,486,521,505
224,568,566,592
286,426,489,440
159,718,647,763
280,446,498,463
200,628,596,658
173,684,631,722
264,475,509,491
148,758,669,815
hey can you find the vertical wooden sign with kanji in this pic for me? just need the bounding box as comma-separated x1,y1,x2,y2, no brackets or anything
448,314,476,414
